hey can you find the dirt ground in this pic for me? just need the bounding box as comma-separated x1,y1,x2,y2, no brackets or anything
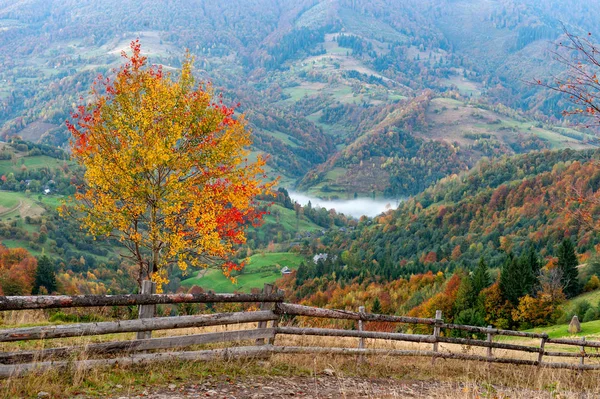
108,375,590,399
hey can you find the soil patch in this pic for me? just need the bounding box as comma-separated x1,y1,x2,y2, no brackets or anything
109,375,582,399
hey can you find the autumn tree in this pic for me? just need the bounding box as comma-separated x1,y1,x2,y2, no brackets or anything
538,29,600,126
480,282,513,329
0,247,37,295
65,41,272,291
536,29,600,231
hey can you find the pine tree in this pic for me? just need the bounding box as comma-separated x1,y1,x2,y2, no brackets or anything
472,257,491,295
32,255,57,295
453,274,475,314
557,239,580,298
499,254,523,305
371,297,382,314
524,245,541,292
518,246,539,297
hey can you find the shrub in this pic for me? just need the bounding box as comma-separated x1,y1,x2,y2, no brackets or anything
573,300,592,320
583,308,597,323
450,309,486,339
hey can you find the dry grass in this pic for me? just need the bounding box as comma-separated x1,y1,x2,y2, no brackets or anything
1,330,600,398
2,312,600,398
1,347,599,398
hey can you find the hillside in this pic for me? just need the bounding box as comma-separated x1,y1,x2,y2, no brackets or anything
2,0,599,197
296,92,598,198
181,252,306,293
299,149,600,284
0,148,349,295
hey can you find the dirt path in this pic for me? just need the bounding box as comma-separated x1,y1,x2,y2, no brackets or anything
108,376,585,399
0,199,21,218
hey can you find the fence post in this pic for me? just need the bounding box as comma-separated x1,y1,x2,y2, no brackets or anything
580,336,586,368
256,283,274,345
537,335,547,367
268,289,284,345
358,305,365,364
486,325,493,360
431,310,442,364
137,280,156,340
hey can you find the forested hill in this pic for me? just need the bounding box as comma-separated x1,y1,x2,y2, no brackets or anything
2,0,600,197
322,149,600,278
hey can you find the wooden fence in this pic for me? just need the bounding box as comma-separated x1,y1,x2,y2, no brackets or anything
0,283,599,378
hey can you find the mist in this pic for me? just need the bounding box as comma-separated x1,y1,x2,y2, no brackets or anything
288,191,402,219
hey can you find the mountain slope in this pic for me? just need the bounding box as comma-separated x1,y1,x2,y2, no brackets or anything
2,0,600,197
336,149,600,275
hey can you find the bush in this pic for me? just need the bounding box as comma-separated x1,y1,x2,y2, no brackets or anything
584,275,600,292
450,309,486,339
583,308,597,323
573,300,592,320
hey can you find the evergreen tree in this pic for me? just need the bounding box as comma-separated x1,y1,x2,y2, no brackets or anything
557,238,580,298
371,297,382,314
524,245,541,291
453,268,477,314
451,308,486,338
32,255,57,295
472,257,491,295
499,254,523,305
517,246,539,297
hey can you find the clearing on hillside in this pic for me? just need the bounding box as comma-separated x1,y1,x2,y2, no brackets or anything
181,252,305,293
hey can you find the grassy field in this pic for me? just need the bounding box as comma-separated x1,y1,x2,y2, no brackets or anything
0,155,70,176
564,289,600,310
513,289,600,340
0,191,46,221
525,319,600,339
258,203,323,237
424,97,596,152
0,191,20,210
262,129,299,148
0,191,79,257
181,252,305,293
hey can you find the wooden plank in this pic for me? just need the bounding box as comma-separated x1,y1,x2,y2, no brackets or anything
0,292,284,311
137,280,156,340
543,351,600,358
273,346,432,357
268,289,284,345
441,323,548,339
545,337,600,348
275,327,435,343
270,346,540,366
486,325,493,360
256,284,274,345
0,346,273,379
0,311,277,342
277,303,436,325
580,337,586,368
538,337,546,367
276,325,540,354
358,306,365,364
432,310,442,364
436,336,541,353
0,329,275,364
358,306,366,349
541,362,600,371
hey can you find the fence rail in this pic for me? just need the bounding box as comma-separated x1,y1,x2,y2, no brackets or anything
0,292,284,311
1,283,600,378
